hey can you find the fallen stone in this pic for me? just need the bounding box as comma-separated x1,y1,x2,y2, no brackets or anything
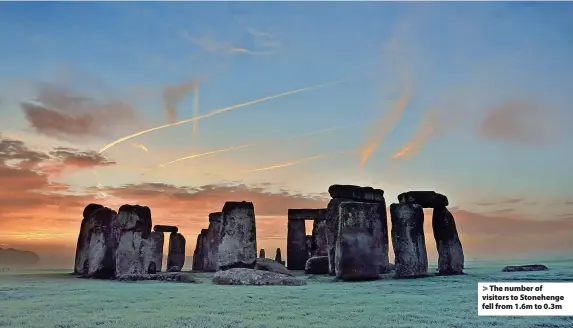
328,184,384,203
305,256,329,274
502,264,549,272
335,227,379,281
213,268,306,286
390,203,428,278
398,191,449,208
217,201,257,270
116,272,196,283
117,204,152,238
311,218,328,256
167,232,186,272
432,207,464,275
255,258,294,276
338,200,390,274
153,225,178,233
74,205,120,279
149,231,164,273
203,214,222,272
286,219,307,270
115,231,153,276
259,249,265,258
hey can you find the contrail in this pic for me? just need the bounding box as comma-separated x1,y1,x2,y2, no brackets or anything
245,150,356,173
159,143,257,168
99,79,347,154
131,143,149,152
359,82,411,168
390,108,437,160
155,120,375,169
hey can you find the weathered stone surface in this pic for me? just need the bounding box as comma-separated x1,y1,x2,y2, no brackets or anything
255,258,294,276
117,272,196,283
325,198,343,275
149,231,164,273
213,268,306,286
74,205,119,278
117,204,152,238
311,219,328,256
398,191,449,208
217,201,257,271
287,219,307,270
287,208,325,220
203,216,222,272
153,225,178,233
335,228,379,281
502,264,549,272
305,256,329,274
275,248,283,263
432,207,464,275
192,230,205,271
338,200,390,273
390,203,428,278
168,266,181,272
115,231,153,276
259,249,265,258
328,184,384,203
306,235,312,258
167,232,186,272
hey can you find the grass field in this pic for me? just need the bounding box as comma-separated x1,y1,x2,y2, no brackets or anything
1,257,572,328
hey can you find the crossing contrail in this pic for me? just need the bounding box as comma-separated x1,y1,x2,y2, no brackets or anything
99,79,347,154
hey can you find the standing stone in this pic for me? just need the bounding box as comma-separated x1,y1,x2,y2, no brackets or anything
192,231,204,271
149,231,164,273
325,198,343,276
217,201,257,271
306,235,312,258
74,204,120,278
311,219,328,256
168,232,186,272
74,203,103,275
202,212,222,272
275,248,283,264
390,203,428,278
286,219,307,270
115,204,154,277
432,207,464,275
335,227,379,281
259,249,265,258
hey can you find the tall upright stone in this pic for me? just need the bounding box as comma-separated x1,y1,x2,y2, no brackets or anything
432,207,464,275
390,203,428,278
116,205,154,276
259,249,266,258
325,185,388,276
311,218,328,256
336,200,388,278
287,213,307,270
74,204,120,278
192,230,205,271
217,201,257,271
167,232,186,272
202,212,222,272
275,248,283,264
335,227,379,281
149,231,164,273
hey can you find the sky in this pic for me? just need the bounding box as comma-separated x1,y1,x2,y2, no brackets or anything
0,2,572,267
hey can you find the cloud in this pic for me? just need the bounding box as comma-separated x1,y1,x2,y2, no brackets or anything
48,147,116,168
20,81,138,140
0,134,50,168
180,27,281,56
162,79,198,124
475,198,526,206
477,100,561,146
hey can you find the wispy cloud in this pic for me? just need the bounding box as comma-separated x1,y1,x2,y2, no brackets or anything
180,27,281,56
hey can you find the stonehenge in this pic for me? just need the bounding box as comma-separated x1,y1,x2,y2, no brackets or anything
392,190,464,277
286,208,326,270
73,184,464,284
74,203,186,279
